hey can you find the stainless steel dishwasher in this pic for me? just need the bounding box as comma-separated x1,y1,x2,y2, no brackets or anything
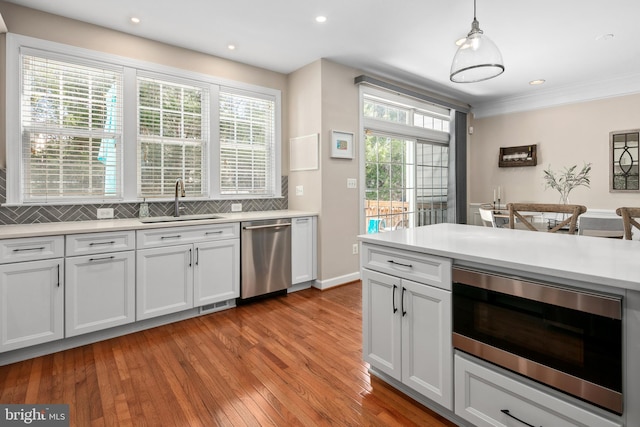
240,218,292,300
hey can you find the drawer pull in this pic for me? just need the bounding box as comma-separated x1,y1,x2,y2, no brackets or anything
89,256,115,262
89,241,116,246
160,235,182,240
13,247,45,252
205,230,224,235
387,259,413,268
501,409,539,427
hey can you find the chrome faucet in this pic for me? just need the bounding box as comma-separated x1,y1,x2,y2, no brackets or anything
174,178,185,217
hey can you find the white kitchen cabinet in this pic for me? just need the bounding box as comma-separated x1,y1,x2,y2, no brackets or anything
137,243,194,320
65,231,136,337
291,216,317,284
455,353,622,427
361,245,453,410
136,223,240,320
0,258,64,352
193,239,239,306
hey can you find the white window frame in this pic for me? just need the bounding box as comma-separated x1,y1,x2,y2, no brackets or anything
5,33,282,205
359,86,452,234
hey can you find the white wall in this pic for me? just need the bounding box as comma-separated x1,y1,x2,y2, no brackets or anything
287,59,361,287
469,93,640,210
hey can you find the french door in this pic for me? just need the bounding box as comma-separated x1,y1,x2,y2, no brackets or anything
364,131,449,234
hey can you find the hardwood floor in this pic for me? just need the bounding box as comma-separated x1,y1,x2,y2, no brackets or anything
0,283,457,427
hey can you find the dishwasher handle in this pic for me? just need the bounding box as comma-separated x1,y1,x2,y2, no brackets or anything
243,222,291,231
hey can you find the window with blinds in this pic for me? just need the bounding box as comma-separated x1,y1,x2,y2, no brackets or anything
21,53,123,201
138,76,208,198
219,90,275,196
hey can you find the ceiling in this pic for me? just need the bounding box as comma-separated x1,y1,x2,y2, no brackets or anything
3,0,640,115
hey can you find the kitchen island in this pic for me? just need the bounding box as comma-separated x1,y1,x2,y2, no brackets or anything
359,223,639,427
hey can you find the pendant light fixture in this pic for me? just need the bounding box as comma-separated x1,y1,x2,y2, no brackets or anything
450,0,504,83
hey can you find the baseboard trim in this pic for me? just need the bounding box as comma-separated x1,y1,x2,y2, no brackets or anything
313,271,360,290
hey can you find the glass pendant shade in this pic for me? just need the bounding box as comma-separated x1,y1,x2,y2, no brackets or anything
450,17,505,83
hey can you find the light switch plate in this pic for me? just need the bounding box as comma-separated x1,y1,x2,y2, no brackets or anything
296,185,304,196
347,178,357,189
231,203,242,212
97,208,114,219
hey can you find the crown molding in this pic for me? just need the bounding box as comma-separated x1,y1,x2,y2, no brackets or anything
471,72,640,119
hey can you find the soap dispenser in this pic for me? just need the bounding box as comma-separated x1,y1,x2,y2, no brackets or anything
139,199,149,218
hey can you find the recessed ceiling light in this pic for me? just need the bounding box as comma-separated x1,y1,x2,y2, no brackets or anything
315,16,327,23
596,33,614,41
529,79,546,85
227,44,236,51
130,17,140,24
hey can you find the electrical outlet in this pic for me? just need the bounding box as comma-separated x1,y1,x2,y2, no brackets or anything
231,203,242,212
296,185,304,196
352,243,359,255
97,208,114,219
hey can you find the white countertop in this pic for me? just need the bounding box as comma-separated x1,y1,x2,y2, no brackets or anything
359,223,640,291
0,210,317,239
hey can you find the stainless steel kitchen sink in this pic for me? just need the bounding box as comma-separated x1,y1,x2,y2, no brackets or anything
139,214,223,223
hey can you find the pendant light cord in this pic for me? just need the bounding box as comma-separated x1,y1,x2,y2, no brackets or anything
473,0,477,20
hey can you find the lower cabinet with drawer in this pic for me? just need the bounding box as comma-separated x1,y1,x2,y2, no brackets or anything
0,236,65,352
361,243,453,410
455,352,622,427
136,223,240,320
65,231,136,337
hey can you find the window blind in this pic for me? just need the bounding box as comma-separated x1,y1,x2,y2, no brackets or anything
219,90,275,196
21,54,123,201
137,76,208,198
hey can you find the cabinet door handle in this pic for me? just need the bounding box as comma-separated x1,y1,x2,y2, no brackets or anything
195,247,199,265
89,241,116,246
161,235,182,240
500,409,539,427
89,256,115,262
56,264,60,287
387,259,412,268
189,248,192,267
13,247,45,252
296,218,309,223
392,284,398,313
401,287,407,316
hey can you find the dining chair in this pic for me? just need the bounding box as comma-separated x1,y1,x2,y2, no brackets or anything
507,203,587,234
578,215,624,238
615,207,640,240
478,204,497,227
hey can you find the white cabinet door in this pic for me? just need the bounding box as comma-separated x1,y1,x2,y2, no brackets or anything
194,239,240,306
292,216,316,284
136,244,194,320
362,269,402,381
65,251,135,337
402,278,453,409
0,259,63,352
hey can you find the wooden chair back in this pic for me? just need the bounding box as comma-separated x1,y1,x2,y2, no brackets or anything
507,203,587,235
615,207,640,240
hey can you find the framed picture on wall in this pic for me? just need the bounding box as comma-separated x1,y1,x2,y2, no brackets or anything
331,130,354,159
